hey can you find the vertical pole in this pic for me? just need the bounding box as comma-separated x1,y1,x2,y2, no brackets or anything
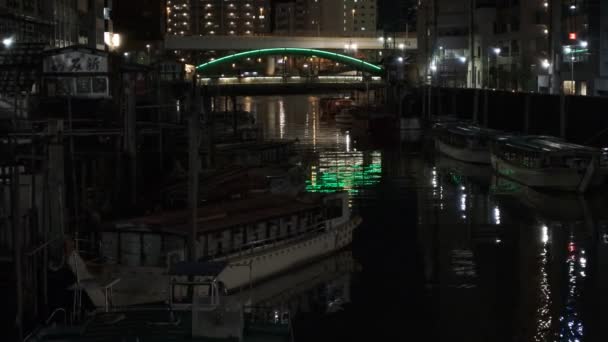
188,83,200,262
11,136,23,341
524,94,531,133
125,86,137,206
560,93,566,138
68,96,79,233
483,89,489,127
473,89,479,123
232,96,238,137
427,85,432,119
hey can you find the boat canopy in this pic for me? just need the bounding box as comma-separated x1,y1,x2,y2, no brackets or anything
436,122,503,139
496,136,599,155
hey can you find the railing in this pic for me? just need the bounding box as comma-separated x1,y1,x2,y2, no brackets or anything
199,75,383,86
207,222,329,261
102,278,121,313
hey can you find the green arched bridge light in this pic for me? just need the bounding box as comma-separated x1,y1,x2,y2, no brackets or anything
196,48,384,75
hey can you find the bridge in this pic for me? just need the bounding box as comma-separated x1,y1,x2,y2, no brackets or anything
198,75,385,96
165,35,417,51
196,48,385,75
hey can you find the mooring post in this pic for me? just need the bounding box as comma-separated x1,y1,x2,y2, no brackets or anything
483,89,489,127
524,94,531,133
473,89,479,123
560,93,567,138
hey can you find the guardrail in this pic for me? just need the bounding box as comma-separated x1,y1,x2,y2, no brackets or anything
199,76,384,86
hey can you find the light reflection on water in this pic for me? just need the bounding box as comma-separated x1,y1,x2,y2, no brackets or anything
236,95,608,341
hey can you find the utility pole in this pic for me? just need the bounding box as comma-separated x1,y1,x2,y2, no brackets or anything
468,0,476,88
188,81,200,262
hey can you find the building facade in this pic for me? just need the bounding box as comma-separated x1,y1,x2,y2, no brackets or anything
273,0,377,37
418,0,608,95
0,0,110,49
343,0,377,36
550,0,608,96
167,0,270,36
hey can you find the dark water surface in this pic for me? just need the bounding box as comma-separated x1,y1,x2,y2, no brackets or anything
240,95,608,342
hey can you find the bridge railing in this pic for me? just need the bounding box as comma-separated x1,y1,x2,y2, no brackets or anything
198,75,383,86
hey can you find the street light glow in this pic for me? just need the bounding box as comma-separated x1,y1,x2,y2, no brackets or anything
458,56,467,63
564,46,572,54
493,47,501,55
2,37,14,48
580,41,588,48
541,59,551,69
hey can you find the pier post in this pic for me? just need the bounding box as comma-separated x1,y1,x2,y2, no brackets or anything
422,86,427,119
483,89,489,127
232,95,238,137
437,87,442,116
451,90,458,117
188,88,201,261
560,94,566,138
524,94,531,133
427,85,432,118
12,142,23,341
473,89,479,123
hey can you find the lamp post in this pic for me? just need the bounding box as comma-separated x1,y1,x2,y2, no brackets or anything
487,47,501,88
564,46,574,94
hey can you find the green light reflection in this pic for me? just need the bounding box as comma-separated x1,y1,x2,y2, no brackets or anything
306,151,382,194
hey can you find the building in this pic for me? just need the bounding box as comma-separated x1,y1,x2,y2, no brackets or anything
273,0,376,37
274,0,322,35
166,0,271,36
417,0,608,95
343,0,377,36
417,0,551,91
417,0,472,88
0,0,111,49
550,0,608,96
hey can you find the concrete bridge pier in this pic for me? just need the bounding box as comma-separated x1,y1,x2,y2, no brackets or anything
266,57,276,76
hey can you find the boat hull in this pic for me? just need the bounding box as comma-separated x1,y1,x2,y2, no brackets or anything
218,216,360,291
79,216,361,308
436,139,490,164
491,154,606,192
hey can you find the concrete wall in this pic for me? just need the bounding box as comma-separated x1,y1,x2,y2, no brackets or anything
417,87,608,146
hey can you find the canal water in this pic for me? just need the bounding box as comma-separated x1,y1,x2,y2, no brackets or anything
239,95,608,342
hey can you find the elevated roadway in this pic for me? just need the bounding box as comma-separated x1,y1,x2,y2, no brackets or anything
165,35,417,51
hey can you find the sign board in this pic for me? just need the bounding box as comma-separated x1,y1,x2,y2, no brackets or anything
43,51,108,74
42,49,110,98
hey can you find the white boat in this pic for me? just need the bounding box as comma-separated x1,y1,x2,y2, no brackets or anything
490,135,608,193
434,123,502,164
68,192,360,309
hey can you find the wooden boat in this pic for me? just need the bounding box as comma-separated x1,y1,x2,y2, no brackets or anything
490,135,608,193
334,109,354,128
320,97,354,120
68,192,361,308
434,123,502,164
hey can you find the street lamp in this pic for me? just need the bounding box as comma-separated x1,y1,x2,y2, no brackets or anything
487,48,501,88
2,37,14,48
564,45,575,94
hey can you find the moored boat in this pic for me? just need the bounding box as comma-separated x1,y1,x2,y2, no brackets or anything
434,123,502,164
490,135,608,193
68,192,360,308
